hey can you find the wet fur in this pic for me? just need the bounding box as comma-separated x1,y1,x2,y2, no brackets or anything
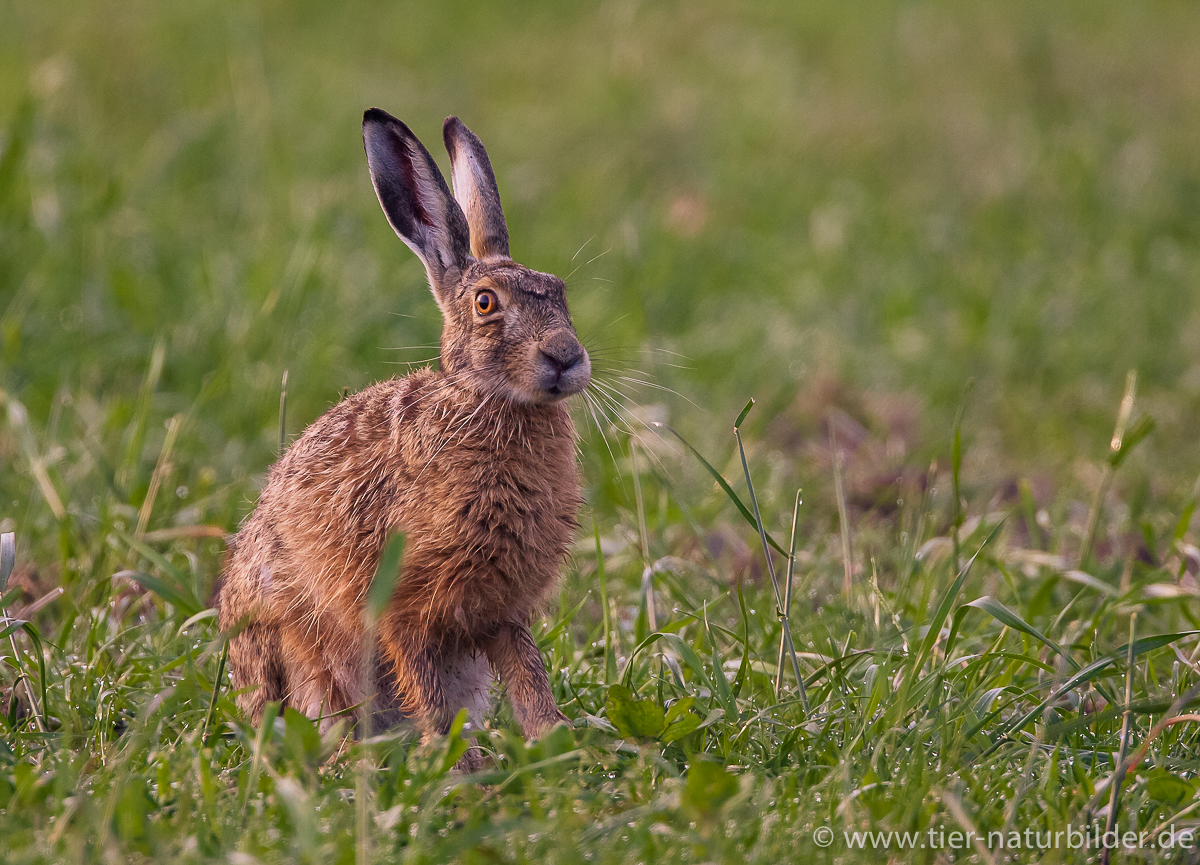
217,110,586,763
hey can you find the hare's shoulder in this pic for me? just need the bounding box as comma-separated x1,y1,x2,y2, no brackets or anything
247,370,443,559
277,370,441,469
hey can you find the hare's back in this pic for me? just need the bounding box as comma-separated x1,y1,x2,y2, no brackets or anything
223,372,439,613
279,370,440,480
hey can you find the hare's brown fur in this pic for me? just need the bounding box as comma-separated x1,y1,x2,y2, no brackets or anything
217,110,588,757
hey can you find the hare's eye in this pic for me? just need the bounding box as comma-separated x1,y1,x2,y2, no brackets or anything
474,290,498,315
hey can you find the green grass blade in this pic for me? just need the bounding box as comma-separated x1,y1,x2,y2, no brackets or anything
951,378,974,571
731,577,751,700
21,620,47,732
594,521,617,685
1109,415,1154,469
960,595,1077,670
661,632,722,710
620,632,667,688
365,533,405,625
537,591,590,648
0,532,13,593
114,569,203,618
980,657,1118,751
112,528,203,613
1111,630,1200,658
204,641,228,745
241,701,281,820
652,421,787,556
897,521,1003,714
0,617,28,640
1103,614,1139,851
734,398,755,430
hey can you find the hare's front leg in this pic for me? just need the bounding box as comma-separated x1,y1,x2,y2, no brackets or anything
485,621,567,739
227,621,288,725
378,632,485,771
379,636,454,737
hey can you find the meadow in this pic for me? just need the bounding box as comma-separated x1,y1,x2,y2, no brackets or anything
3,0,1200,861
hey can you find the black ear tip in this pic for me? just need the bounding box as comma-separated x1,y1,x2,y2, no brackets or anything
363,107,401,129
443,116,462,147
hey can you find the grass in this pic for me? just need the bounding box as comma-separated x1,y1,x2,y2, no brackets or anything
4,0,1200,862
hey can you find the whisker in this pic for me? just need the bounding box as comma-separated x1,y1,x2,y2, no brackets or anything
581,391,619,467
584,247,611,267
589,378,639,408
640,346,692,360
577,312,633,342
382,356,441,368
565,245,611,282
586,385,638,438
570,235,596,262
610,375,700,409
580,384,628,431
588,388,681,471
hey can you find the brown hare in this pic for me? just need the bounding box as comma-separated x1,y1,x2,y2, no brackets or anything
216,108,590,766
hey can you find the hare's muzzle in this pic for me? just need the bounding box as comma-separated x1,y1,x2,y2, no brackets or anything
535,330,590,400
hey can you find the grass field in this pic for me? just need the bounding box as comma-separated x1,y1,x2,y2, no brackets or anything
4,0,1200,861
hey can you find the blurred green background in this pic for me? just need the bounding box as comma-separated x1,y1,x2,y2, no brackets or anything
5,3,1200,859
2,0,1199,553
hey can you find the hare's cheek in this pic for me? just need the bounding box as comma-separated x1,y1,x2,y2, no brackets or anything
516,342,544,377
494,348,541,404
495,345,527,382
507,365,539,400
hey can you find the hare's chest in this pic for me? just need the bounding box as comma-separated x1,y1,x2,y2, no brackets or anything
392,400,580,603
462,449,579,560
388,441,578,625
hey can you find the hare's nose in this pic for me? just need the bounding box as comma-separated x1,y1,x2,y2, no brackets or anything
539,333,584,373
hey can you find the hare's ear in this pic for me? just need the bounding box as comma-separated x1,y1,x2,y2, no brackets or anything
363,108,471,300
443,116,509,260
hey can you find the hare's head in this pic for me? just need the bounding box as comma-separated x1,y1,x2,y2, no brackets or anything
363,109,590,405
